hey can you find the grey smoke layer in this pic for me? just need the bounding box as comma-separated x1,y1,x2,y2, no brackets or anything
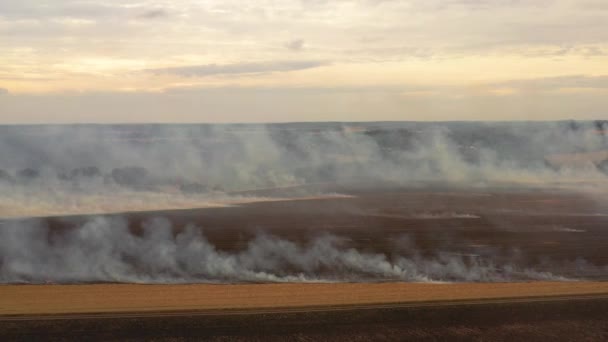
1,121,606,218
0,122,606,283
0,121,606,194
0,217,588,284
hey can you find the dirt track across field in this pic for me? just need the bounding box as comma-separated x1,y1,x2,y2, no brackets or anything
1,285,608,341
2,282,608,317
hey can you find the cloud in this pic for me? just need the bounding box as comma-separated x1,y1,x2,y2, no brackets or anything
0,88,8,95
139,9,169,19
147,60,328,77
3,82,608,124
0,1,126,19
496,75,608,91
285,39,305,51
344,45,434,60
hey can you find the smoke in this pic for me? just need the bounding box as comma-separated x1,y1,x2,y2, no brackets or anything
0,122,606,284
0,121,606,217
0,216,590,284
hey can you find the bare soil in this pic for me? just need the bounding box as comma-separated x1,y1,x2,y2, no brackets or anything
39,185,608,274
1,293,607,341
2,282,608,316
2,185,608,340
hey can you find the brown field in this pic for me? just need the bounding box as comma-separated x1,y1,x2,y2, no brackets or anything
1,283,608,341
39,185,608,274
2,282,608,316
2,185,608,340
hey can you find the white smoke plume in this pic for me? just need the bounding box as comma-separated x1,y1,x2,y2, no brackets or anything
0,122,606,284
0,121,606,217
0,216,585,284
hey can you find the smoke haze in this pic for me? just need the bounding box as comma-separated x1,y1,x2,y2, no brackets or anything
0,121,607,284
1,216,591,284
0,121,606,218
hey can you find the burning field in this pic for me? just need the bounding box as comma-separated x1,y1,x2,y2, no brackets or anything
2,186,608,284
0,122,607,340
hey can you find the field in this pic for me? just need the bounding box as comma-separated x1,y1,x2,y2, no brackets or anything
2,282,608,316
32,185,608,280
2,185,608,340
1,283,608,341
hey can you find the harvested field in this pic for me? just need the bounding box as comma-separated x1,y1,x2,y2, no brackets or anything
1,121,608,340
1,282,608,316
4,186,606,283
2,186,608,340
1,284,608,341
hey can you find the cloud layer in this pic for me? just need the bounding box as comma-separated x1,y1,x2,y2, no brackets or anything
147,61,327,77
1,0,607,122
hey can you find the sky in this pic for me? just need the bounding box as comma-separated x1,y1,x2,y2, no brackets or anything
1,0,608,123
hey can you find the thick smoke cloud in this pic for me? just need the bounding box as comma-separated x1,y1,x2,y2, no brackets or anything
0,121,606,217
0,121,606,283
0,216,579,284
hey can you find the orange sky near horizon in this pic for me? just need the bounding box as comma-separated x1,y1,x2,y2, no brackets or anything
1,0,607,123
